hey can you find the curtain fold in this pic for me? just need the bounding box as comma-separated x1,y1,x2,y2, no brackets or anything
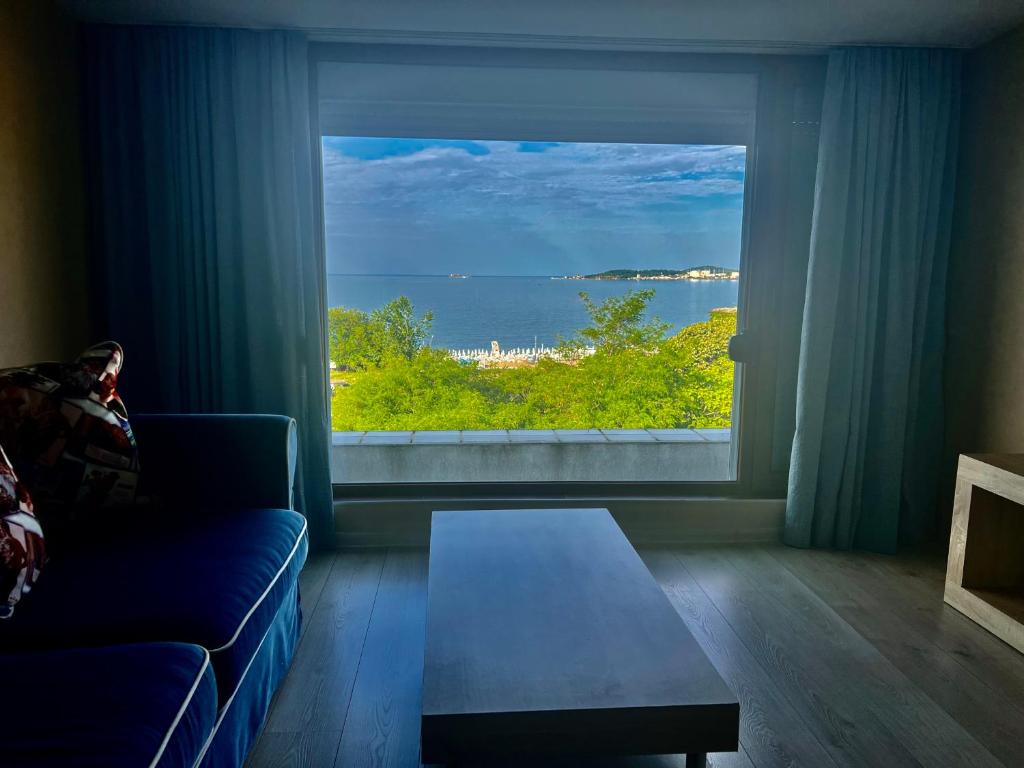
81,25,334,549
785,48,960,552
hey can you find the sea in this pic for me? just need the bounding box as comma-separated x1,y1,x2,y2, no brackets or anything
327,274,739,351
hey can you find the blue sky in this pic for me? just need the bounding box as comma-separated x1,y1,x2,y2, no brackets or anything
322,137,746,276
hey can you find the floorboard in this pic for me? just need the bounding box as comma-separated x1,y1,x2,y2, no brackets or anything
295,553,335,641
247,731,342,768
675,547,922,768
333,549,430,768
247,544,1024,768
770,546,1024,766
720,547,999,767
266,550,384,734
834,550,1024,702
642,548,838,768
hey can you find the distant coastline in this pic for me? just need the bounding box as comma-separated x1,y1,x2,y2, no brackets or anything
553,266,739,281
327,272,739,349
326,270,739,279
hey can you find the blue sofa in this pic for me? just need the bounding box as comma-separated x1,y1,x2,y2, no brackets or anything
0,414,309,768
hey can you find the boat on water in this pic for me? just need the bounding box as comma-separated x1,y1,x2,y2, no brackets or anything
448,273,469,279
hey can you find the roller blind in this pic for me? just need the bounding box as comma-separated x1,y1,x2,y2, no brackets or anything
317,48,758,145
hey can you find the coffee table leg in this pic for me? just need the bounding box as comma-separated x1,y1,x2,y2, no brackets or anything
685,753,707,768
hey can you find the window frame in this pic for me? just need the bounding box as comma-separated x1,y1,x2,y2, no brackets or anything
310,42,825,501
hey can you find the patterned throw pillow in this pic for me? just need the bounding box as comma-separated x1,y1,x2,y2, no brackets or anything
0,342,140,528
0,443,45,619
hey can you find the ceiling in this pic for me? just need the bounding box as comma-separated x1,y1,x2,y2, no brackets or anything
63,0,1024,50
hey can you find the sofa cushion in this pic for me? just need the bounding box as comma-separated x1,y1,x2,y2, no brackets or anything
0,342,140,533
0,642,217,768
0,507,307,705
0,442,45,618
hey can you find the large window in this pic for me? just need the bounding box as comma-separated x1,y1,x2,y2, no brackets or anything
323,135,747,482
325,135,744,429
315,45,823,492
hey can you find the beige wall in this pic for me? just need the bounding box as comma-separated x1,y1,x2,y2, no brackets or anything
0,1,90,368
945,25,1024,468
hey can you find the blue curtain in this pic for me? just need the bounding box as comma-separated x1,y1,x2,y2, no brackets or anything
81,25,334,549
785,48,961,552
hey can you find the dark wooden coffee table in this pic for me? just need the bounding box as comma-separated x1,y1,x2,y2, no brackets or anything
421,508,739,766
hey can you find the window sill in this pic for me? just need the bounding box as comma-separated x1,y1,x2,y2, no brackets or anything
330,428,733,484
333,428,730,446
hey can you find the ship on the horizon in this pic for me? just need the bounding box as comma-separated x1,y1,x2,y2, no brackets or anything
449,273,469,279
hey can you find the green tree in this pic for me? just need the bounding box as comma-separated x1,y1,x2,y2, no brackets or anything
328,296,433,370
571,289,670,353
332,350,492,431
329,291,737,433
669,307,736,367
328,306,374,370
667,308,737,427
368,296,434,362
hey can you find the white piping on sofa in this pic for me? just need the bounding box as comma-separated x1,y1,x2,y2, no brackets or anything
208,518,308,654
149,649,212,768
191,576,302,768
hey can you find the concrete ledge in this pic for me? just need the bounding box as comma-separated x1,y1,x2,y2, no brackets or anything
331,428,732,483
332,428,729,446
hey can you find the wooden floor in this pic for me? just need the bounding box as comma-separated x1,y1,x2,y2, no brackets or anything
247,545,1024,768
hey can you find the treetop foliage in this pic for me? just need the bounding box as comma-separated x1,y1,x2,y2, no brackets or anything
329,290,735,431
329,296,433,370
570,289,670,354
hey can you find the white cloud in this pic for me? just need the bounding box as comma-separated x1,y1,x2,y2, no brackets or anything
321,139,747,273
322,141,745,222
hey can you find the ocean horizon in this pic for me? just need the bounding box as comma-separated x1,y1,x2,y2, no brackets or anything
328,273,739,350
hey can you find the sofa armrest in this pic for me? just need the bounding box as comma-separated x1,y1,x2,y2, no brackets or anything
131,414,297,511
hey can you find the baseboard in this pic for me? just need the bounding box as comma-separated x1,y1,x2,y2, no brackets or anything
334,496,785,548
